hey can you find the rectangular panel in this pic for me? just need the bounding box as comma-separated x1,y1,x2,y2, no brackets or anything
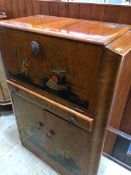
49,2,59,16
3,29,103,116
25,0,33,16
68,3,80,19
79,3,92,20
11,85,92,175
0,0,6,12
58,2,69,17
103,5,119,23
17,0,26,17
32,0,40,15
4,0,13,18
40,1,49,15
11,0,19,18
91,4,105,21
118,6,131,25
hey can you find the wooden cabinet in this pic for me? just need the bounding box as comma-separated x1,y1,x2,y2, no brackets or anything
0,12,11,108
0,52,9,101
0,16,131,175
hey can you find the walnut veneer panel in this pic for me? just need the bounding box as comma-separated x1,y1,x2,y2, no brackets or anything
107,31,131,129
103,31,131,155
1,27,103,116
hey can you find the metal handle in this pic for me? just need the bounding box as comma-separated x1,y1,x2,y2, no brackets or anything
68,117,76,124
37,121,44,130
47,129,55,139
31,41,40,54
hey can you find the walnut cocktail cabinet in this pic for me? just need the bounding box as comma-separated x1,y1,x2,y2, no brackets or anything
0,16,131,175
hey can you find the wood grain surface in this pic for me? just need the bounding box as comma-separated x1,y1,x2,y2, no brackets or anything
0,15,131,175
0,0,131,25
0,15,130,45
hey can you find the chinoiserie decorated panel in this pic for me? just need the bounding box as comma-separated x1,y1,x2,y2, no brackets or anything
2,28,103,115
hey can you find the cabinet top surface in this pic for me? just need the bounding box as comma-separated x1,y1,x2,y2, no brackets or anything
0,15,130,45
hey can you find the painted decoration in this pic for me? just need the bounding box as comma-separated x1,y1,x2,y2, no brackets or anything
21,123,81,174
9,47,89,112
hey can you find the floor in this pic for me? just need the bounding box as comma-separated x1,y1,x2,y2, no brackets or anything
0,112,130,175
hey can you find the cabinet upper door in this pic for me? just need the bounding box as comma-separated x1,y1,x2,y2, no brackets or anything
2,28,103,115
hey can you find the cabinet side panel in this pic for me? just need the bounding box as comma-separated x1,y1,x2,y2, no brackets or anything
87,49,121,175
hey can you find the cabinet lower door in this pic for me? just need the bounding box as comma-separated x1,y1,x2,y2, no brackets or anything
11,91,91,175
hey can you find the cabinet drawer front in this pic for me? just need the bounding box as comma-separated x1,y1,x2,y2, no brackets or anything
11,85,92,175
3,28,103,115
8,80,93,132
